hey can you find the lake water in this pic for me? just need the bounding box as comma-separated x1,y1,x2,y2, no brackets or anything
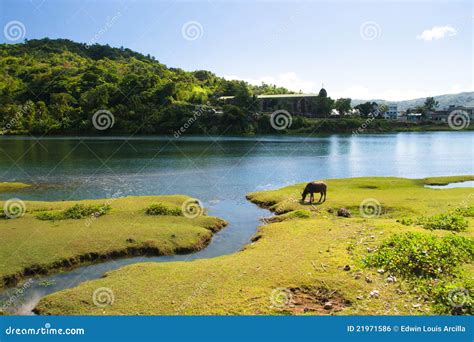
0,132,473,314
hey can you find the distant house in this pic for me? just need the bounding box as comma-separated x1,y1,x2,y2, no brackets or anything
406,113,423,122
383,104,398,120
427,105,474,123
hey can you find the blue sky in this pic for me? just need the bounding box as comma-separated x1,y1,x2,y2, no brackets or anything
1,0,472,100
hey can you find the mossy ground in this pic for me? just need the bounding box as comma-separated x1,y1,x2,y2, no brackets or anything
0,195,226,288
34,176,473,315
0,182,30,192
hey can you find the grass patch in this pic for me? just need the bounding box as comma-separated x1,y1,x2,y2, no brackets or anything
145,203,182,216
0,182,30,192
0,195,226,288
364,232,474,278
423,175,474,186
36,204,111,220
398,207,473,232
416,213,468,232
266,209,311,223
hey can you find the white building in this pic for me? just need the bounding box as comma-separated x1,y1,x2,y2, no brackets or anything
383,104,399,120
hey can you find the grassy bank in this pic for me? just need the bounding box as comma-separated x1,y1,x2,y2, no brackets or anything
0,182,30,192
35,176,473,315
0,194,226,288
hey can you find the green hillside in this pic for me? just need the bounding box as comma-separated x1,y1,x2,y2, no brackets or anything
0,38,288,135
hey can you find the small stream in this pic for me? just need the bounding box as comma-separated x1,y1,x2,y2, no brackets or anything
0,199,270,315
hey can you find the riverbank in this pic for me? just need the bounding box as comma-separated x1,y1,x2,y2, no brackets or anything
0,193,226,289
2,118,472,137
34,176,473,315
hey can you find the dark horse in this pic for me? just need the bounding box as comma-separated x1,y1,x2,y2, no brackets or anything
302,181,327,203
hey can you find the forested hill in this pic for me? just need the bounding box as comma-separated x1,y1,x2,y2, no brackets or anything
0,38,289,135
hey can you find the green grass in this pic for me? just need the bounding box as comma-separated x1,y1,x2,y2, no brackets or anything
0,195,226,288
145,203,183,216
0,182,30,192
34,176,474,315
36,203,112,220
423,175,474,185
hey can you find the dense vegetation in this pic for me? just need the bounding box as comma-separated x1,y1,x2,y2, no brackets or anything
0,38,294,135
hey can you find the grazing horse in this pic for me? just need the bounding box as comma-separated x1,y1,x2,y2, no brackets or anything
302,181,327,203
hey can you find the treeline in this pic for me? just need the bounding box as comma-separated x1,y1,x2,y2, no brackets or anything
0,38,290,135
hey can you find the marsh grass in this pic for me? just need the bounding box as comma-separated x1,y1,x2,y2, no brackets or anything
145,203,182,216
36,204,112,221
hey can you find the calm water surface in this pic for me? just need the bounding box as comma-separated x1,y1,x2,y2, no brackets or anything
0,132,473,313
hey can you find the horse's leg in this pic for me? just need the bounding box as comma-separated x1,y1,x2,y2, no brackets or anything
310,193,314,203
319,192,323,202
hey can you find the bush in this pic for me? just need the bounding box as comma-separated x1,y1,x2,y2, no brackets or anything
145,203,182,216
431,281,473,315
364,232,474,278
455,205,474,217
36,204,111,220
416,213,468,232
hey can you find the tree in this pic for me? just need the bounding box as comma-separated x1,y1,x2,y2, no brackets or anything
354,101,378,117
424,97,439,111
334,98,352,115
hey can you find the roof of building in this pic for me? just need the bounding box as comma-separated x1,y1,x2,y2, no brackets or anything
219,93,319,100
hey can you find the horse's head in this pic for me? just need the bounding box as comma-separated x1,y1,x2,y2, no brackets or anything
301,190,307,202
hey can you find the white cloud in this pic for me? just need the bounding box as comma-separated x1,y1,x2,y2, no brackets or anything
416,25,457,41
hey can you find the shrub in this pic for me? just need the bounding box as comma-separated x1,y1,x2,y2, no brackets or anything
431,281,473,315
455,205,474,217
364,232,474,278
145,203,182,216
416,213,468,232
36,204,111,220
